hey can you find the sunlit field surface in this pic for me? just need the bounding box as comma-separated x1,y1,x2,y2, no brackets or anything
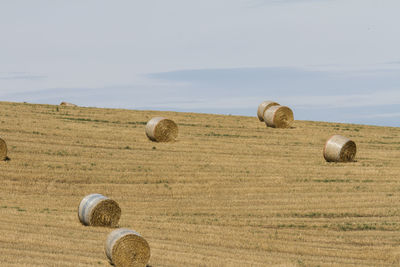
1,101,400,266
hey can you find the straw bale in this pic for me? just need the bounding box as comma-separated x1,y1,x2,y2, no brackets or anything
105,228,151,267
78,194,121,227
323,134,357,162
60,102,77,107
145,117,178,142
264,105,294,128
257,101,279,121
0,138,7,161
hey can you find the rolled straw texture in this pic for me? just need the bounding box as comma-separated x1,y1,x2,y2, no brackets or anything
0,138,7,161
257,101,279,121
78,194,121,227
60,102,77,107
105,228,151,267
264,105,294,128
145,117,178,142
323,135,357,162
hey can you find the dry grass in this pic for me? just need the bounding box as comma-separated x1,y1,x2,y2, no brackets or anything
0,137,7,160
0,101,400,266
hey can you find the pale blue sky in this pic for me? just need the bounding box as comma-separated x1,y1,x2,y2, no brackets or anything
1,0,400,126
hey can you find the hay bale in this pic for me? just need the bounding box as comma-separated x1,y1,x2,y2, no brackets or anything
78,194,121,227
264,105,294,128
60,102,77,107
145,117,178,142
323,134,357,162
105,228,151,267
257,101,279,122
0,138,7,161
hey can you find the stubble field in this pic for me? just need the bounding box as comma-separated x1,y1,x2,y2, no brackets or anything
0,101,400,266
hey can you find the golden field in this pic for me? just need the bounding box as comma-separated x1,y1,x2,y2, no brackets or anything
1,101,400,266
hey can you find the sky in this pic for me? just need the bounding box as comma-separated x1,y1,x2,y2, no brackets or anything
1,0,400,126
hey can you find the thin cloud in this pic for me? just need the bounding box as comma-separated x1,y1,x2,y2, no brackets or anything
246,0,332,7
1,66,400,126
385,61,400,65
0,73,46,81
148,66,400,97
356,112,400,119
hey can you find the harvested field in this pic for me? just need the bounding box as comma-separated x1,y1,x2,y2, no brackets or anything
0,137,7,160
0,101,400,266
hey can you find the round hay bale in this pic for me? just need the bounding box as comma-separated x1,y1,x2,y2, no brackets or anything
78,194,121,227
264,105,294,128
257,101,279,121
105,228,151,267
60,102,77,107
0,138,7,161
323,134,357,162
145,117,178,142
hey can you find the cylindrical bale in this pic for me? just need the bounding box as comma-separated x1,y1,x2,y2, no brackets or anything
264,105,294,128
145,117,178,142
0,138,7,161
323,135,357,162
78,194,121,227
105,228,151,267
257,101,279,122
60,101,77,107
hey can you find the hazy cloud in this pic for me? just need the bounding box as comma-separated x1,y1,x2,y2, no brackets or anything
148,67,400,98
146,67,400,126
2,66,399,126
385,61,400,65
246,0,333,7
0,72,46,80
